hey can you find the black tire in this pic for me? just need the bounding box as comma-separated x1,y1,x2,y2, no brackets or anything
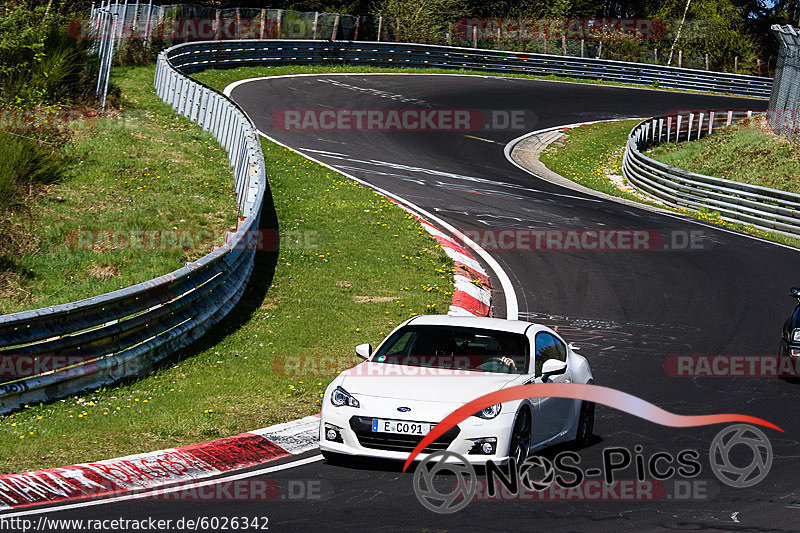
509,408,532,464
574,400,595,449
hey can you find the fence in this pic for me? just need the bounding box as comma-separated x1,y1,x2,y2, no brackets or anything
768,24,800,138
87,4,765,76
89,2,389,43
163,40,771,98
623,110,800,238
0,47,267,414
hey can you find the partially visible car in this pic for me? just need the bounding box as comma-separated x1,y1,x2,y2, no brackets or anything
780,287,800,363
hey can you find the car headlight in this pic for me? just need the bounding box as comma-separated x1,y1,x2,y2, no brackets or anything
793,329,800,342
331,386,360,408
473,403,502,419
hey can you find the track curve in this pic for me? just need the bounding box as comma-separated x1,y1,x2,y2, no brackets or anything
26,75,800,531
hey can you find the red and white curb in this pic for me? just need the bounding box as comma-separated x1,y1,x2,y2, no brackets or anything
398,211,492,317
0,415,320,510
0,210,491,513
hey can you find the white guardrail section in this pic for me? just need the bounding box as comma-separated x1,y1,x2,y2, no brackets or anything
623,110,800,238
0,49,266,413
0,39,776,413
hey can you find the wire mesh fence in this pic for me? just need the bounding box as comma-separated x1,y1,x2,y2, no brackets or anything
768,25,800,138
89,2,394,43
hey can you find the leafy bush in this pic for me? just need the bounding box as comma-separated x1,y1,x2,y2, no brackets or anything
0,5,97,107
0,133,66,207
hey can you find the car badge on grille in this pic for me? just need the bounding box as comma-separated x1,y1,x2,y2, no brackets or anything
397,406,411,412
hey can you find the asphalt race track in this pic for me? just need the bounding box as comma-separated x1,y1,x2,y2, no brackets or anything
25,75,800,531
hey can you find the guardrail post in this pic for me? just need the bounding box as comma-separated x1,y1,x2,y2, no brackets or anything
676,115,681,142
687,113,694,141
180,80,194,116
184,82,196,117
190,84,202,122
172,74,183,110
697,113,704,139
666,116,671,143
220,104,233,150
168,69,179,107
709,111,714,135
211,98,223,137
727,110,733,126
199,90,213,130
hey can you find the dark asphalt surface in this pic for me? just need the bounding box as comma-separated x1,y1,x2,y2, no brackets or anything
22,75,800,531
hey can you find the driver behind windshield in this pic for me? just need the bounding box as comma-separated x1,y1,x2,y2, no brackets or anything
375,325,527,374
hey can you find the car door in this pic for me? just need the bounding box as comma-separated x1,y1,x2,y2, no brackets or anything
531,331,573,444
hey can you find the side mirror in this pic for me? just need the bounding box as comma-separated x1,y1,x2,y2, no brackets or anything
568,343,580,351
541,358,567,379
355,343,372,360
791,287,800,298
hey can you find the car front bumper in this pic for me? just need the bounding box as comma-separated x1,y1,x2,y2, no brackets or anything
319,404,517,465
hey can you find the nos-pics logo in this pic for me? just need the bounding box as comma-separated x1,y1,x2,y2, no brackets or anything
412,423,773,514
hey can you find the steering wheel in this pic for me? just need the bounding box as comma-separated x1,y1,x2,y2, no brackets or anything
478,357,516,373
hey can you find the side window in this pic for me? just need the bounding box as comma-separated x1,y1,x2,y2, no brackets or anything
386,331,416,356
534,332,567,375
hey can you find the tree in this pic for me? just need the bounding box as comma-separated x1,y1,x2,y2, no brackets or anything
656,0,755,71
377,0,469,44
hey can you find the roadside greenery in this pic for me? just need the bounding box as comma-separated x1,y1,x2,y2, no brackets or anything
649,115,800,195
0,4,97,107
539,119,800,248
0,66,237,314
0,64,453,473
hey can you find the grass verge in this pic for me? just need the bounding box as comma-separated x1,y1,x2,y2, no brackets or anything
0,65,453,474
0,65,237,314
538,119,800,248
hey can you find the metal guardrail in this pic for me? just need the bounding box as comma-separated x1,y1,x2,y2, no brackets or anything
0,38,776,412
164,40,772,98
0,48,266,413
623,110,800,238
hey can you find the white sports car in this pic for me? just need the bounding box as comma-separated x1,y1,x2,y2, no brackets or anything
319,315,595,465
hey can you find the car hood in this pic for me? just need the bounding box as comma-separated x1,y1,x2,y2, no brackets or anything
339,362,524,404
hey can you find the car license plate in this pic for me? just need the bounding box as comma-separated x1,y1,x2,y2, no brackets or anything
371,419,434,435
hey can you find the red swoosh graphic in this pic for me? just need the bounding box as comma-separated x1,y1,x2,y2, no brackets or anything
402,383,782,472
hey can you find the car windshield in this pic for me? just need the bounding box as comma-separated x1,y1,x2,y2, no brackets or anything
372,325,529,374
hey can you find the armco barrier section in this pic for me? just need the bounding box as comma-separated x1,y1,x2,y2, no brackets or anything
0,50,267,413
163,40,771,98
623,110,800,238
0,39,774,413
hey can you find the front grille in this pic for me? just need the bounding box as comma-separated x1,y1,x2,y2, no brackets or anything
349,416,460,453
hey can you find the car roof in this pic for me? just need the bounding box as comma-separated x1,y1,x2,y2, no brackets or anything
406,315,542,335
